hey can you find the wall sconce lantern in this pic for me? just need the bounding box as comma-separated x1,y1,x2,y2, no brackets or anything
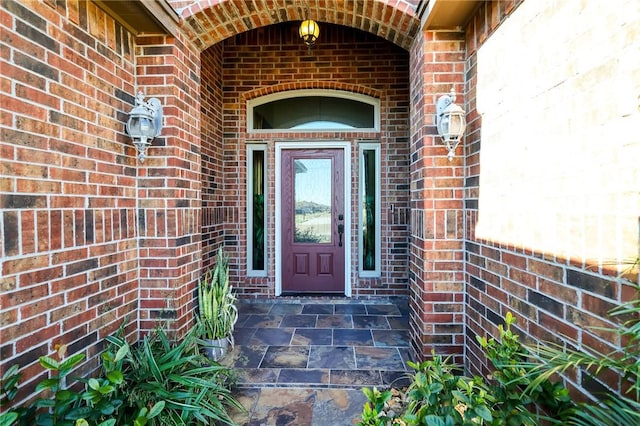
126,93,162,162
299,19,320,47
435,88,466,161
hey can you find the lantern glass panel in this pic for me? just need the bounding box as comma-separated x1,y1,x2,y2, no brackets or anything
437,114,450,138
449,114,464,138
140,117,156,137
127,118,141,136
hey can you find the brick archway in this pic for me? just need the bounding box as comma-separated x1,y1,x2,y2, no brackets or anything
176,0,421,51
242,82,382,103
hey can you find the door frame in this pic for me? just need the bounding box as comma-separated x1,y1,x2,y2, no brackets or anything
275,141,352,297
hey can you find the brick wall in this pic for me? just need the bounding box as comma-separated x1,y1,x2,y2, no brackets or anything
201,43,225,270
0,0,139,402
212,23,411,298
463,0,639,398
408,28,466,363
0,0,202,405
134,33,202,336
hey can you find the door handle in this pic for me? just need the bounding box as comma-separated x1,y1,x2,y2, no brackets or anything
337,223,344,247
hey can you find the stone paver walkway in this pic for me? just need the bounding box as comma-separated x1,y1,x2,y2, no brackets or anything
222,298,412,425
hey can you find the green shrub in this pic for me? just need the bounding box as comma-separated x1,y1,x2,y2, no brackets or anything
358,312,571,426
0,342,163,426
359,355,498,426
359,259,640,426
0,324,243,426
106,325,242,425
478,311,571,424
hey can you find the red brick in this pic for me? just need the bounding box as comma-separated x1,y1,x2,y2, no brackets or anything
20,209,35,254
1,161,47,178
539,311,578,340
1,314,47,342
529,258,564,282
539,278,577,305
15,83,60,109
66,282,99,303
566,306,617,342
15,116,60,138
62,310,94,332
49,300,85,323
502,251,527,269
0,308,17,327
582,293,617,318
2,97,47,121
2,254,49,275
17,178,61,194
508,267,537,288
16,323,61,352
581,331,617,357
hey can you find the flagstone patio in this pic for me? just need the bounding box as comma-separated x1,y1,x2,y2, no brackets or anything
223,298,413,425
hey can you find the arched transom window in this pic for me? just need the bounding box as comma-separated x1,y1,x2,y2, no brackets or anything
247,89,380,132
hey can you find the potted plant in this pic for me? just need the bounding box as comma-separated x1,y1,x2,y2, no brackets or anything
197,248,238,361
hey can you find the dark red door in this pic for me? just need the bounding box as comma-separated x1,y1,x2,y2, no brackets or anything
281,149,345,293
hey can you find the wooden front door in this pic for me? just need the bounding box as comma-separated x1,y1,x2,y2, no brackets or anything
281,149,345,293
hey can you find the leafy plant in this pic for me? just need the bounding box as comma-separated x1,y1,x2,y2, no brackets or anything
358,259,640,425
402,354,497,425
478,311,571,424
1,364,31,426
358,353,498,426
358,387,393,426
0,343,163,426
198,248,238,342
0,324,242,426
106,325,243,425
358,314,572,425
34,345,86,425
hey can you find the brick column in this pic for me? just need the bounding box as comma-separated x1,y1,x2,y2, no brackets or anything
134,35,202,336
408,29,466,363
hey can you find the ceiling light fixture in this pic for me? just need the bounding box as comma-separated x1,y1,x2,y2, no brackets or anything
299,19,319,47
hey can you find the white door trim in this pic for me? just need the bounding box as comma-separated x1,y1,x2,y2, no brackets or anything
275,141,352,297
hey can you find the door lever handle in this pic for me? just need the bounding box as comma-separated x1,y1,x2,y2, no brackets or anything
337,223,344,247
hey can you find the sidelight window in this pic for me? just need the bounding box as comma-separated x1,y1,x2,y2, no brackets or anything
247,145,266,275
359,143,380,276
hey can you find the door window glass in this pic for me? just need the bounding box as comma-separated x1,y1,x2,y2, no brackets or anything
294,159,332,243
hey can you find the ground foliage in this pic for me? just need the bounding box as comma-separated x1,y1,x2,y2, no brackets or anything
0,324,242,426
359,274,640,426
358,312,572,426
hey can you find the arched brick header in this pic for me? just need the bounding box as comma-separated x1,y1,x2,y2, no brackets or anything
176,0,421,51
241,81,383,103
